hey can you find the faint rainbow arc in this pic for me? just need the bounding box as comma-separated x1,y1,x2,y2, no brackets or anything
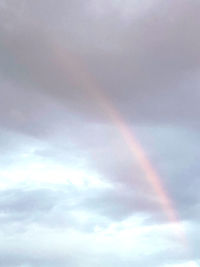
54,44,186,243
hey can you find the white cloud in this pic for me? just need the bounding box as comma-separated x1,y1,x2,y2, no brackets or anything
0,151,110,190
164,261,200,267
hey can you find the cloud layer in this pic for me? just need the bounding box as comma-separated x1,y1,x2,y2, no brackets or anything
0,0,200,266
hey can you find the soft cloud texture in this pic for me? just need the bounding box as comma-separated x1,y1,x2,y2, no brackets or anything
0,0,200,266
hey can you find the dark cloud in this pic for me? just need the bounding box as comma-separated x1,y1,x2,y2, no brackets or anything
0,0,200,134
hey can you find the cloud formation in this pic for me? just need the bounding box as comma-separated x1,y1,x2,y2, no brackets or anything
0,0,200,266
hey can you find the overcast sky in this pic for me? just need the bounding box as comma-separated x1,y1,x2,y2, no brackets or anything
0,0,200,266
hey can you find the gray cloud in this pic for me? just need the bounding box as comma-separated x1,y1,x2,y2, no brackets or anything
0,0,200,133
0,184,151,230
0,1,200,266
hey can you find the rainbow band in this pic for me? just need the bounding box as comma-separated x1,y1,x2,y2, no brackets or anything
54,43,187,246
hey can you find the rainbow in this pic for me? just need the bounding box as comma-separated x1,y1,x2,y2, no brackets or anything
54,43,187,245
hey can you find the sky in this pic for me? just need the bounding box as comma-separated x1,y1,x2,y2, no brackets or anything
0,0,200,266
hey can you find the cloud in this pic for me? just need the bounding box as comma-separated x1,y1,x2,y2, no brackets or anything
0,0,200,133
0,207,192,267
0,1,200,266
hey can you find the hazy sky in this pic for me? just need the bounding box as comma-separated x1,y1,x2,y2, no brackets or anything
0,1,200,266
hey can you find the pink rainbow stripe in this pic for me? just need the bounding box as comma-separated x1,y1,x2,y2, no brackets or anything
54,44,187,245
